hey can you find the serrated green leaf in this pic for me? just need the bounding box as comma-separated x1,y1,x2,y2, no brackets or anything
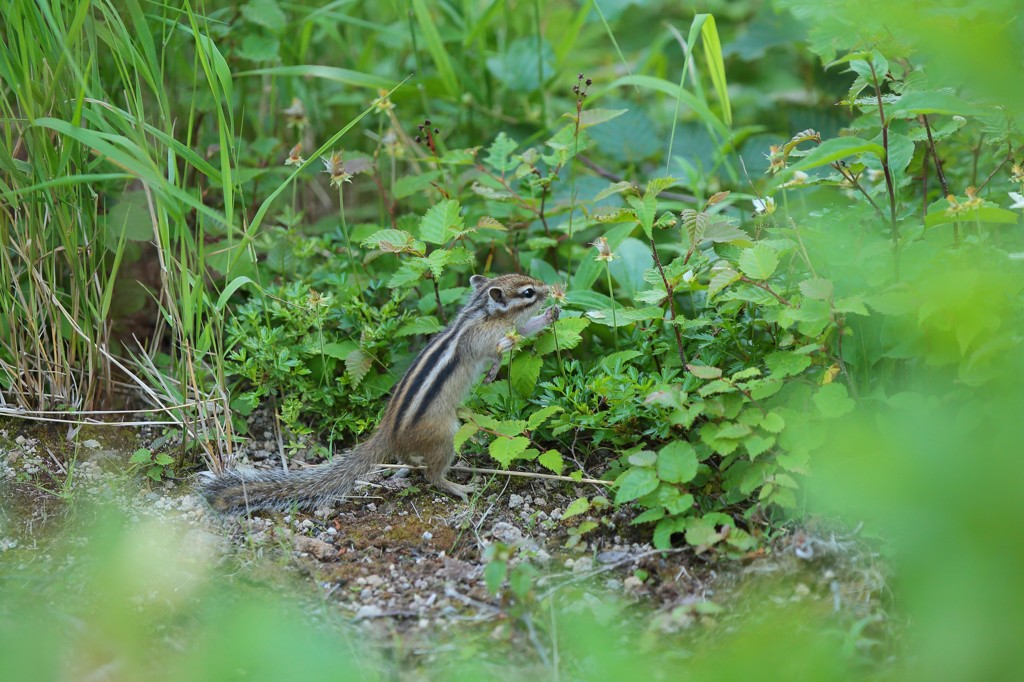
656,441,698,484
489,436,531,468
396,316,442,337
130,448,152,464
573,108,627,129
760,412,786,433
527,406,563,430
813,383,855,418
685,515,725,547
453,423,478,452
393,171,440,199
766,351,812,378
534,317,590,355
707,267,740,299
484,132,518,174
419,200,463,244
799,277,834,300
362,229,424,255
631,508,667,525
686,364,723,380
154,453,174,466
345,348,372,387
645,176,678,197
629,450,658,467
538,450,564,475
783,136,886,176
510,354,543,395
594,180,636,202
562,497,591,519
653,517,684,549
738,244,780,280
744,434,776,459
614,467,659,504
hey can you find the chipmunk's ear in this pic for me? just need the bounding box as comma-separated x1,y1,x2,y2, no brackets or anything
487,286,507,307
470,274,490,291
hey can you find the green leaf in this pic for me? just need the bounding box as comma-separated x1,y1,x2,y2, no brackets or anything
527,406,563,430
645,176,678,197
783,136,886,176
509,563,538,599
925,204,1021,229
510,354,543,396
657,441,698,484
631,508,667,525
889,91,982,119
707,267,740,299
489,436,531,468
698,14,732,126
614,467,659,504
574,108,627,129
799,277,834,300
345,349,372,387
743,434,776,459
760,412,786,433
240,0,286,29
129,448,152,464
362,229,424,254
686,364,723,380
562,497,591,519
154,454,174,466
411,0,459,97
538,450,564,475
534,317,590,355
484,132,519,174
738,244,779,280
483,560,507,595
685,515,725,547
653,517,684,549
628,451,657,467
419,200,463,244
396,316,442,337
813,383,855,418
453,423,479,452
766,351,812,378
393,171,440,199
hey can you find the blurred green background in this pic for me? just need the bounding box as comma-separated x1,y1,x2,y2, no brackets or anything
2,0,1024,679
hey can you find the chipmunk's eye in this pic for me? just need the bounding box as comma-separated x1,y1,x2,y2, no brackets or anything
522,288,535,298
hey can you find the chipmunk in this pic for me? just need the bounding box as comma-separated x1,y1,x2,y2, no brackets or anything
202,273,560,513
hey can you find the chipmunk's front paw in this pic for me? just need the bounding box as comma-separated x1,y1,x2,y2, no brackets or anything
546,305,561,323
483,358,501,383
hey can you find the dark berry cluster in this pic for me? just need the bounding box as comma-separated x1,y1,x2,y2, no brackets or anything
414,119,440,155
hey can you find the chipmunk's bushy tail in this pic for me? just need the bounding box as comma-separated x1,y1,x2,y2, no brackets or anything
201,441,382,514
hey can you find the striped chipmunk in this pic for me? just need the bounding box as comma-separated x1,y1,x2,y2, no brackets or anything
202,273,560,514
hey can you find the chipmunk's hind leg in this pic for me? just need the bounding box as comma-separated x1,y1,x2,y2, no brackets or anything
424,446,475,501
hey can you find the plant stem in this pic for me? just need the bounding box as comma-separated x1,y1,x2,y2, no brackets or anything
649,238,688,367
338,186,364,297
867,60,900,278
604,262,619,350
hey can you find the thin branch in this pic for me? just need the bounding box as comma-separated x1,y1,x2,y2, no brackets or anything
920,114,950,196
649,238,689,367
375,463,611,486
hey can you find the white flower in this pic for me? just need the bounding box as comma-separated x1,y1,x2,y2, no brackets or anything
792,170,810,184
753,197,776,215
1010,192,1024,209
682,269,695,284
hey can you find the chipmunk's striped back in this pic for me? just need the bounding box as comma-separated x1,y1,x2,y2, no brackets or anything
201,273,557,513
